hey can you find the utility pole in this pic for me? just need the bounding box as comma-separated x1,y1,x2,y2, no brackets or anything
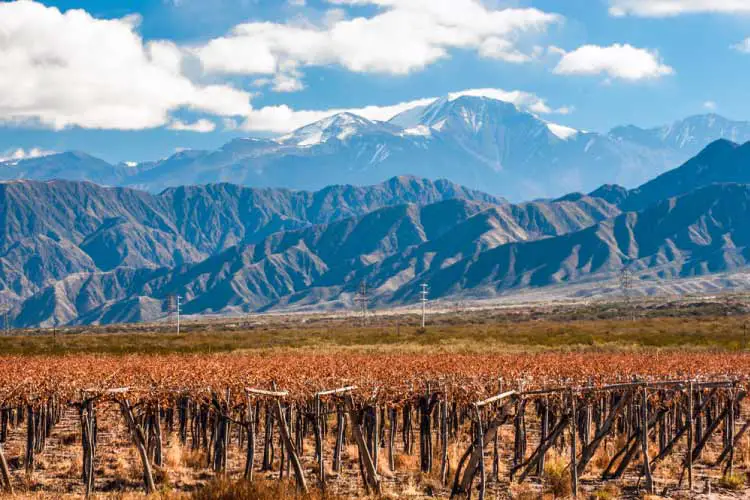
420,283,429,328
355,281,368,326
176,295,182,335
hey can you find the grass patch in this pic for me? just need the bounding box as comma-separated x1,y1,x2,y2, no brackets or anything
1,312,750,356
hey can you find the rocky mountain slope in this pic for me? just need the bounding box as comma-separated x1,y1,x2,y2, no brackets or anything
0,176,502,309
5,138,750,327
6,187,619,326
5,96,750,201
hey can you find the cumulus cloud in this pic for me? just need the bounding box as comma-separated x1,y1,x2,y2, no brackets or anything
0,1,252,130
553,44,674,81
195,0,560,80
240,87,570,133
609,0,750,17
0,147,56,163
168,119,217,133
703,101,717,111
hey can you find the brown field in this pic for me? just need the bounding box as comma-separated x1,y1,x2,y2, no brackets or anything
0,299,749,498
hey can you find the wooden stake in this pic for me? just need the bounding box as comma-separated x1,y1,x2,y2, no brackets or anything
388,407,396,472
641,386,654,494
570,390,578,498
119,399,156,494
440,401,449,484
273,398,308,493
344,395,381,495
0,442,12,495
687,382,694,493
244,395,255,480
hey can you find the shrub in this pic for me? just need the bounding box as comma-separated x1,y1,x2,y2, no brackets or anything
191,477,346,500
543,456,571,498
719,472,746,490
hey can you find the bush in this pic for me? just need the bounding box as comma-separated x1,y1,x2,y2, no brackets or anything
590,483,621,499
543,456,571,498
192,478,346,500
719,472,746,490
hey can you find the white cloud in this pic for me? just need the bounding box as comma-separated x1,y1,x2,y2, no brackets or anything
0,1,252,130
703,101,717,111
168,119,217,133
195,0,560,82
553,44,674,81
447,88,571,115
732,38,750,53
0,147,56,163
240,87,570,132
610,0,750,17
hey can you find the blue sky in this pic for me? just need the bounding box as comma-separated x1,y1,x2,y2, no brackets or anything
2,0,750,163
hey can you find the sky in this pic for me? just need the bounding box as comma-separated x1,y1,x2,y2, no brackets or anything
2,0,750,163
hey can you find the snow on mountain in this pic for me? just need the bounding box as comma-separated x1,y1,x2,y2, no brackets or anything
278,112,396,147
609,114,750,154
546,123,579,140
5,95,750,201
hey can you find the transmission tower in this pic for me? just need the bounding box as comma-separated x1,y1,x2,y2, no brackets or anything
620,268,634,320
1,303,9,336
166,295,176,325
619,268,632,301
420,283,429,328
176,295,182,335
355,281,368,326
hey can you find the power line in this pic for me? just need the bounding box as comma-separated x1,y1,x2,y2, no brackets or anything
420,283,429,329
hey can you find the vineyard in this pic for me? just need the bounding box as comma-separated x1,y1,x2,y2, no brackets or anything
1,351,750,497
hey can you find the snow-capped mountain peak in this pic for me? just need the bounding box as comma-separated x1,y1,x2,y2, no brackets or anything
546,123,579,140
280,112,379,147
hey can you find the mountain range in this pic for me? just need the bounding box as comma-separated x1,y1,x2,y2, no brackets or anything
2,133,750,326
4,95,750,201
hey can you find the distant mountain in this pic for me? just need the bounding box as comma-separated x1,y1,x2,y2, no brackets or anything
6,96,750,200
622,139,750,211
0,176,500,310
420,183,750,300
14,179,750,326
5,182,618,327
609,114,750,155
0,151,135,185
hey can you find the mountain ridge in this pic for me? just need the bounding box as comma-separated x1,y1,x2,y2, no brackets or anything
6,95,750,200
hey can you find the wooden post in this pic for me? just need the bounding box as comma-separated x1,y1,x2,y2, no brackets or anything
687,381,694,492
119,399,156,494
271,400,306,492
245,396,255,480
315,395,324,487
152,406,163,467
569,390,578,498
538,397,549,476
80,398,96,497
727,390,735,475
641,386,654,494
388,407,396,472
334,407,345,473
475,404,486,500
373,405,380,473
344,395,381,494
25,405,34,476
440,400,449,484
0,441,12,494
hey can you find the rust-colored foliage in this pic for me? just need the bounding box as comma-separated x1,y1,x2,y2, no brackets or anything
1,351,749,408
